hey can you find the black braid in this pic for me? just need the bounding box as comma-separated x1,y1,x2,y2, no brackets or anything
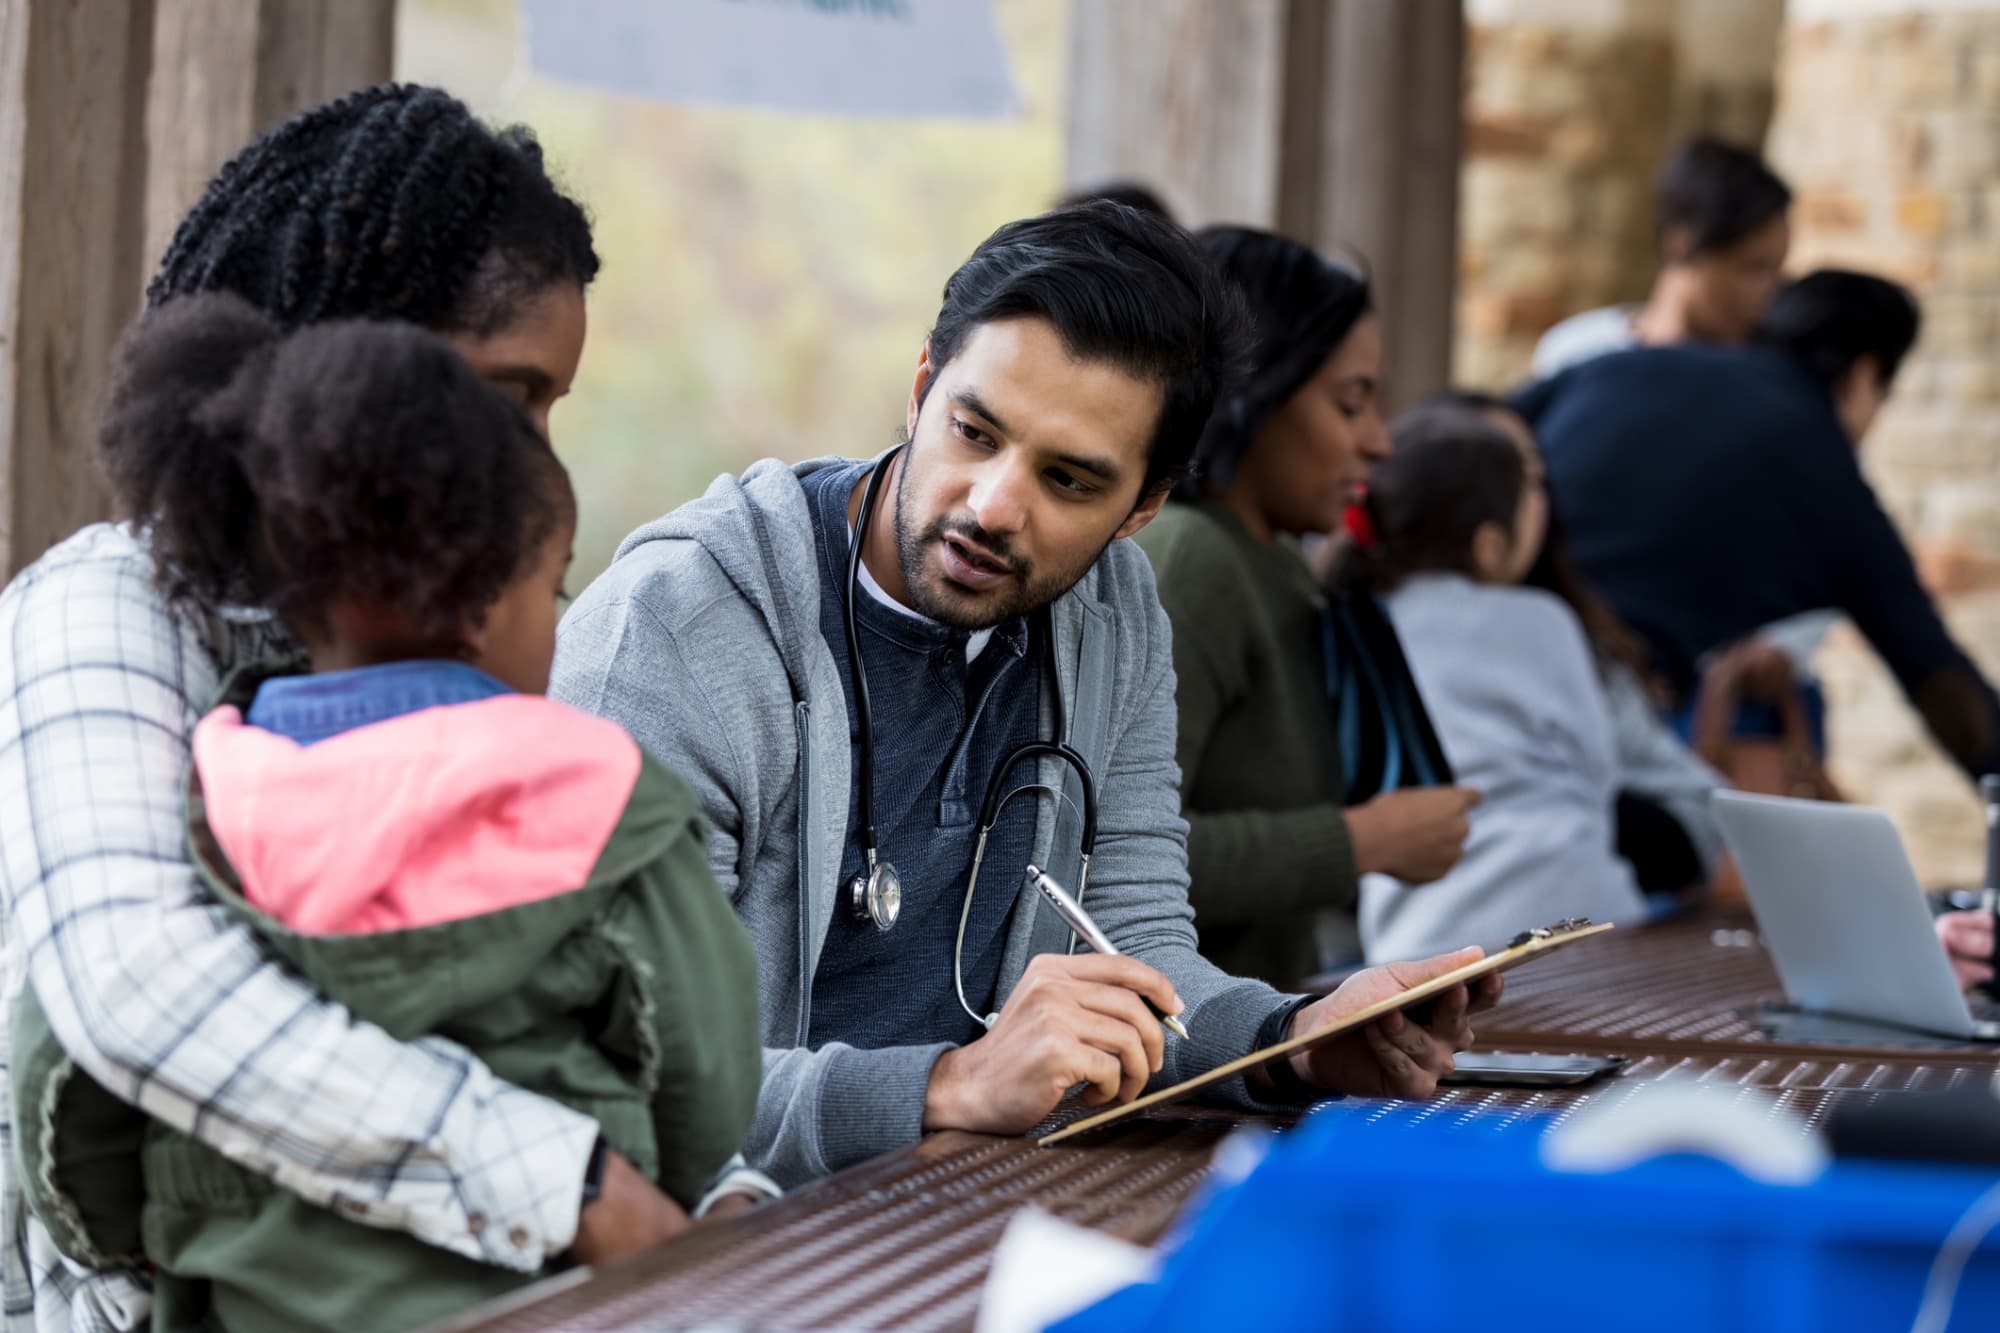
148,83,597,334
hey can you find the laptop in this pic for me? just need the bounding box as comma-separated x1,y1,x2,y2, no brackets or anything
1712,791,2000,1042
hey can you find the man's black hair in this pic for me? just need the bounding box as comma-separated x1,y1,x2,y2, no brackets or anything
1757,269,1922,391
922,201,1247,496
1656,136,1792,258
1055,181,1174,221
150,83,599,335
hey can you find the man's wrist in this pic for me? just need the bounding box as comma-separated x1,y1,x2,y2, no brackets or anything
921,1046,968,1132
1252,996,1320,1103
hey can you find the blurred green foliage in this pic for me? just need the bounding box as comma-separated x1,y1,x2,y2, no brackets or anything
397,0,1067,588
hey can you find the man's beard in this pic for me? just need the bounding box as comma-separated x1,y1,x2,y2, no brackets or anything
891,460,1102,631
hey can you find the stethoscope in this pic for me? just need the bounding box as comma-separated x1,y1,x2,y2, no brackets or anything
843,445,1099,1029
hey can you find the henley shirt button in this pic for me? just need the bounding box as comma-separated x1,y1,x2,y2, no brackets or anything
341,1198,370,1217
509,1226,531,1250
467,1213,486,1236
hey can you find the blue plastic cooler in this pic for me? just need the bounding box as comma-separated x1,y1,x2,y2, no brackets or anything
1052,1102,2000,1333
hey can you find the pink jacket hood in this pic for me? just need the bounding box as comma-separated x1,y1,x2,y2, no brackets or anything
192,694,644,935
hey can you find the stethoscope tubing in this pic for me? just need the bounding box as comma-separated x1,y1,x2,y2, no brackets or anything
843,446,1101,1025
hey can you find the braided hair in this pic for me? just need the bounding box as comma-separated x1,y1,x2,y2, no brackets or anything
100,293,570,637
148,83,598,335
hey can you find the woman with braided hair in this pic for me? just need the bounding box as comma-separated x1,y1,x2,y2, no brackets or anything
0,84,736,1332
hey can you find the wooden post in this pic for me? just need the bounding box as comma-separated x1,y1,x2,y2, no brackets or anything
1063,0,1466,402
1063,0,1293,228
0,0,396,581
145,0,398,285
1317,0,1464,401
0,0,155,580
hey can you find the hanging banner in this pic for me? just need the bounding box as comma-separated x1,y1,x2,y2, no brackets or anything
523,0,1020,119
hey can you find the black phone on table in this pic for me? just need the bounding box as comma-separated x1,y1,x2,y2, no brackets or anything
1440,1052,1628,1087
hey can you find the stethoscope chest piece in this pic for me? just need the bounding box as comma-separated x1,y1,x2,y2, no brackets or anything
850,859,902,931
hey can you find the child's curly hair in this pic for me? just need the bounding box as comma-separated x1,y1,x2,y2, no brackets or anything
97,292,571,644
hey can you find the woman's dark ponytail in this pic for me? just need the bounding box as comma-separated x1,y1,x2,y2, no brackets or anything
1324,402,1527,600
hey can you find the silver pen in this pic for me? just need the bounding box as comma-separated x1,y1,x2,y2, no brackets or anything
1027,862,1191,1040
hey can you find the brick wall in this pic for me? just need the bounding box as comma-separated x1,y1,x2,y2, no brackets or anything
1768,6,2000,885
1455,0,1786,388
1455,22,1676,387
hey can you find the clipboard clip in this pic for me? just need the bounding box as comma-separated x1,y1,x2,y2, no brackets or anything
1508,917,1595,949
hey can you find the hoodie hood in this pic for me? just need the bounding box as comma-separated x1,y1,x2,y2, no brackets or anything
613,455,865,704
193,694,643,935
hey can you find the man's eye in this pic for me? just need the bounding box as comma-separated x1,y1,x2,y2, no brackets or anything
953,419,995,448
1047,470,1095,496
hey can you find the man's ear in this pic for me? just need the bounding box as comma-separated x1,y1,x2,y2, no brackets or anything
1659,224,1695,266
906,341,936,441
1112,483,1172,542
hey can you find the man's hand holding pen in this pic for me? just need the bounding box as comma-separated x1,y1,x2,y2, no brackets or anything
922,952,1187,1135
919,866,1506,1136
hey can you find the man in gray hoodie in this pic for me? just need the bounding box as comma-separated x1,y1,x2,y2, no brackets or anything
553,204,1498,1188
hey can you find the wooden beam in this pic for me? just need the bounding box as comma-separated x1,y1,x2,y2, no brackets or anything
1063,0,1465,404
145,0,397,280
0,0,155,580
1063,0,1291,227
1318,0,1463,402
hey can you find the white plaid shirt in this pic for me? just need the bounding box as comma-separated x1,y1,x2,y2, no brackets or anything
0,526,599,1331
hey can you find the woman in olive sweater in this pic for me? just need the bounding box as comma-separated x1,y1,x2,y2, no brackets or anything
1135,228,1477,987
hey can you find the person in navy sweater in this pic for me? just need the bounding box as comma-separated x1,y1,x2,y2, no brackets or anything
1516,269,2000,786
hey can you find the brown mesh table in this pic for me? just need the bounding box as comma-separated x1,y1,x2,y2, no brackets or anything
435,1050,1999,1332
1476,912,2000,1059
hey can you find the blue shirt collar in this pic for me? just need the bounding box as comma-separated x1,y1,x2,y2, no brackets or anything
245,659,513,747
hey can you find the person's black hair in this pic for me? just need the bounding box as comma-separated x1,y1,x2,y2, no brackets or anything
921,201,1247,497
1656,135,1792,259
1391,390,1655,679
149,83,599,335
98,293,570,638
1756,268,1922,393
1179,226,1373,500
1327,402,1523,602
1055,181,1173,221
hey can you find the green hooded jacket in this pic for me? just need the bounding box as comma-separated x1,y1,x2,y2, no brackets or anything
11,664,762,1332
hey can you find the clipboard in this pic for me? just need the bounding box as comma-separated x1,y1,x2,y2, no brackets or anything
1036,918,1615,1146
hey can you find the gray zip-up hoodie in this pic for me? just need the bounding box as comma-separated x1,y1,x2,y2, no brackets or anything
551,458,1292,1186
